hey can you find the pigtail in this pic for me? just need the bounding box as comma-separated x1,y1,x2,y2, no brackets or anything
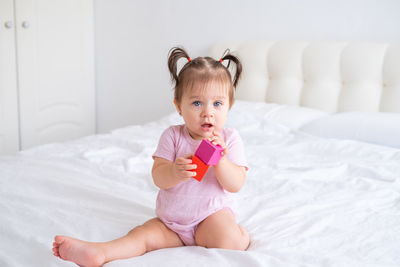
221,53,242,88
167,47,191,86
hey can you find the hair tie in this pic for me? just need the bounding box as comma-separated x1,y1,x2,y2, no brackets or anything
218,48,230,63
187,57,191,62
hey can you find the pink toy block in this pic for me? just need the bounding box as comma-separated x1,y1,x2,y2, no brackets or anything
194,139,223,166
190,139,224,182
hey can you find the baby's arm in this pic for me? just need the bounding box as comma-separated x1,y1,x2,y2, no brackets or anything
152,156,197,190
214,157,246,193
210,131,247,193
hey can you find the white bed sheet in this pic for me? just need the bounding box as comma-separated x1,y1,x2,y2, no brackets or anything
1,102,400,267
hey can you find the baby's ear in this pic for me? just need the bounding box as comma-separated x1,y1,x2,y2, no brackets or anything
173,99,182,115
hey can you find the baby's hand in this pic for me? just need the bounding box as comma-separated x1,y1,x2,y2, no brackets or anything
172,155,197,182
209,131,229,156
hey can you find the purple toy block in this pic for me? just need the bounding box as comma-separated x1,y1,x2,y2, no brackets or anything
195,139,224,166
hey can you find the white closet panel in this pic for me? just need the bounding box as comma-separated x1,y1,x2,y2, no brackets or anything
0,0,95,155
16,0,95,149
0,0,19,154
15,0,95,149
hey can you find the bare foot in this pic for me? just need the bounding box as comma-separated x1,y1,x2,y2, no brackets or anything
52,235,105,267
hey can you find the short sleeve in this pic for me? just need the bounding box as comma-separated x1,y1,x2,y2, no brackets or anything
152,126,176,162
224,128,248,171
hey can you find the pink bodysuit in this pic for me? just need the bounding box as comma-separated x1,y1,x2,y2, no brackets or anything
152,125,248,246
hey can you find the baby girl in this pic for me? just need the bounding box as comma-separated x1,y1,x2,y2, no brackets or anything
52,47,249,266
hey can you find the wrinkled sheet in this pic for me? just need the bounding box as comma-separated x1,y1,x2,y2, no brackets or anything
1,103,400,267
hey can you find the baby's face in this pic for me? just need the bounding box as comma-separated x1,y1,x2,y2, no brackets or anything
175,83,230,140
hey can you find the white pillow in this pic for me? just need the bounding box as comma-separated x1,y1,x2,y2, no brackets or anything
300,112,400,148
228,100,329,130
262,104,329,129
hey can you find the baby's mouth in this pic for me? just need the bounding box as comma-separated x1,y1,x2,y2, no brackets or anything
201,123,213,130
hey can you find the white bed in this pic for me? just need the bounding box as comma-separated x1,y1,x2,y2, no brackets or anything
1,42,400,267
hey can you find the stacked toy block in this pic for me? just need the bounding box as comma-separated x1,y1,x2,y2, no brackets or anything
191,139,224,182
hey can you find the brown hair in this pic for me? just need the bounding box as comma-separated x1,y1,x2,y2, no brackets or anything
167,47,242,108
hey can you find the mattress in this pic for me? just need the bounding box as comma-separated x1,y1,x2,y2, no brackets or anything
1,101,399,267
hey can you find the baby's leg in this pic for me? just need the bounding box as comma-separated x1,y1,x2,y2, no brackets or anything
195,208,249,250
53,218,184,267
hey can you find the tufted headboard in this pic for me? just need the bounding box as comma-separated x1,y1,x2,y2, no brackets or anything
210,41,400,113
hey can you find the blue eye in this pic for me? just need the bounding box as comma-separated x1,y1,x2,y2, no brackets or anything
214,101,222,107
192,101,201,106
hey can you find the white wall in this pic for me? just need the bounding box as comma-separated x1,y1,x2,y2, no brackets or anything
94,0,400,133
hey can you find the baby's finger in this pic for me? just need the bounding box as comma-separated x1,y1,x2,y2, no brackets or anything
212,130,222,138
185,164,197,170
184,170,196,178
211,139,220,145
209,136,217,143
211,137,224,147
176,157,193,165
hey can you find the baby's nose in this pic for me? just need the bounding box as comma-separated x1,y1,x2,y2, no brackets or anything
201,106,214,117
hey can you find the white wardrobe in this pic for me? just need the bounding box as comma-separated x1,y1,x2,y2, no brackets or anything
0,0,95,155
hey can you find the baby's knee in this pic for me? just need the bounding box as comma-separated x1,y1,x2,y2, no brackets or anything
211,229,249,251
213,237,246,250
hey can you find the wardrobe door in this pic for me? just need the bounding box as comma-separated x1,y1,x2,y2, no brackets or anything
0,0,19,154
15,0,95,150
